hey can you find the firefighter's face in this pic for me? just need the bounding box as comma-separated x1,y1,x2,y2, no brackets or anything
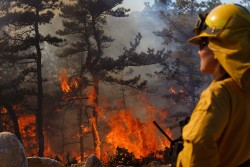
198,43,218,74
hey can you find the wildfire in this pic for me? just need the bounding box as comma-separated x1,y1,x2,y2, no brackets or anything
18,115,55,157
103,92,171,159
105,107,171,158
87,88,97,107
18,115,36,138
18,115,37,155
59,69,79,93
91,117,101,158
60,70,70,93
57,69,171,162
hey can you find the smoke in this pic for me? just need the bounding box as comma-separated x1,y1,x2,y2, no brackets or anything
104,10,165,55
33,1,182,161
103,9,177,110
40,3,171,108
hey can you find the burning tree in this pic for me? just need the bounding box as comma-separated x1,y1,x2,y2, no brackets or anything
0,0,63,156
56,0,170,161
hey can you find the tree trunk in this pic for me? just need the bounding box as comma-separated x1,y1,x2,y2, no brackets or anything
35,8,44,157
60,107,66,159
3,103,23,143
91,78,101,158
79,101,84,161
90,14,102,158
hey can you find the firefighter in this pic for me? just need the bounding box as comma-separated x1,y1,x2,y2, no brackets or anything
177,4,250,167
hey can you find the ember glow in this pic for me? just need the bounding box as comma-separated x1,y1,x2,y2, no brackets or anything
1,107,8,114
81,126,91,133
18,115,37,155
18,115,56,158
0,107,10,128
169,87,185,94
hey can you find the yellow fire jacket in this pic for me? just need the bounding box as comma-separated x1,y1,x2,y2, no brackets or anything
177,21,250,166
177,78,250,166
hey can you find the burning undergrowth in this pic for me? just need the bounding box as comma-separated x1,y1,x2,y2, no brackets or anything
58,69,172,164
0,68,173,166
101,99,171,159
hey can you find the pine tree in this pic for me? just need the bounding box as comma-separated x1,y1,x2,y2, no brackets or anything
57,0,169,159
0,0,63,156
150,0,221,116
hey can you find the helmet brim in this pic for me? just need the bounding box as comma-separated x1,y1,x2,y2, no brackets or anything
188,32,216,45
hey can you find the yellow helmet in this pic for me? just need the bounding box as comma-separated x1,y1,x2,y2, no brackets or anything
188,3,250,44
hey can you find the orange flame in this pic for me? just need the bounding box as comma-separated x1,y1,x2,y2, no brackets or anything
104,93,171,158
105,108,170,158
18,114,63,160
14,75,172,163
91,117,101,158
60,70,71,93
18,115,37,155
81,125,91,134
59,69,79,93
87,88,97,107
